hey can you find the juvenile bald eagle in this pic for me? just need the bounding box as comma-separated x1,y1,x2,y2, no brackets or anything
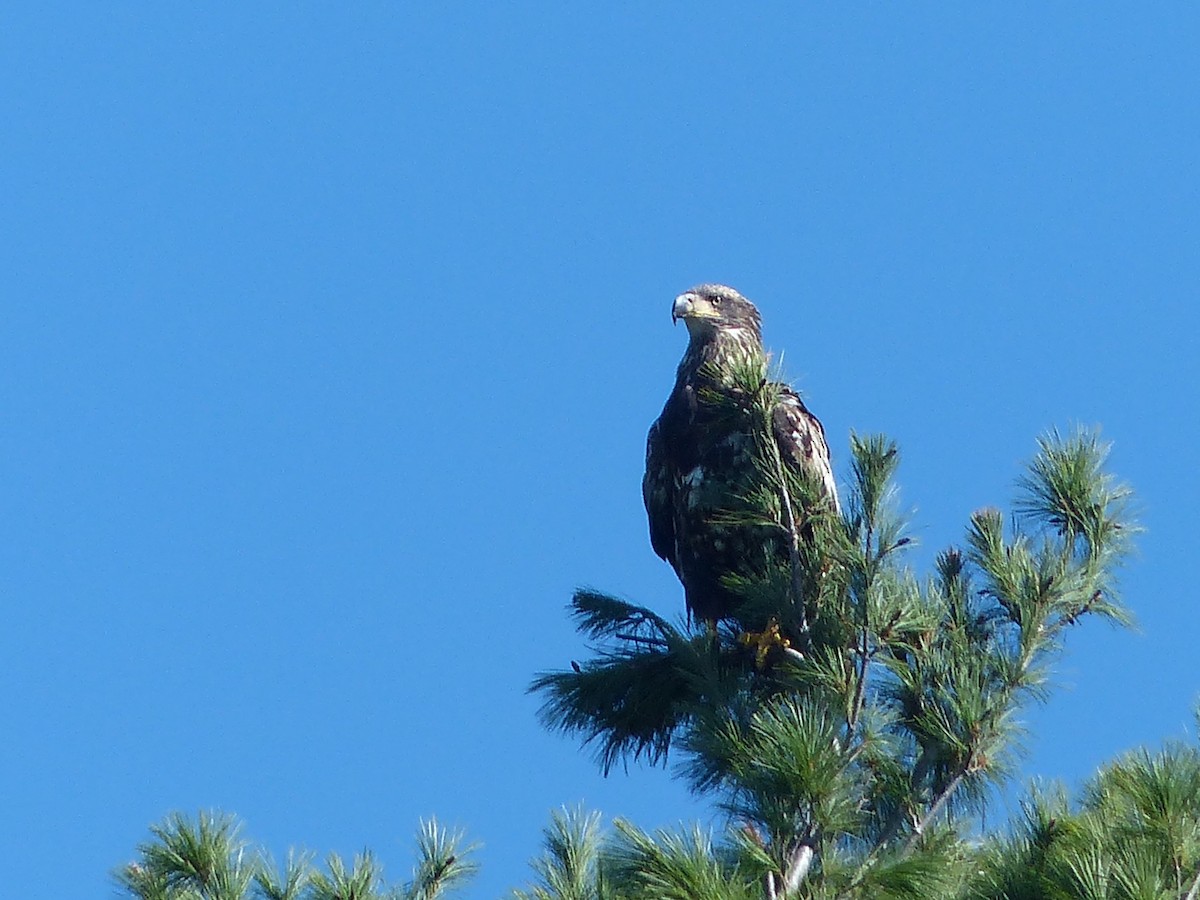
643,284,839,624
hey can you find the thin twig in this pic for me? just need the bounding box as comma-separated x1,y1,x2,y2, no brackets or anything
870,748,934,857
614,632,668,648
1057,590,1102,631
847,524,875,734
903,765,970,853
848,620,870,734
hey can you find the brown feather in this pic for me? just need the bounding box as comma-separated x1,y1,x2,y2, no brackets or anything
643,285,838,623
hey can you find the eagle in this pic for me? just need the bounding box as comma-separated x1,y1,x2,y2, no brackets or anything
643,284,839,625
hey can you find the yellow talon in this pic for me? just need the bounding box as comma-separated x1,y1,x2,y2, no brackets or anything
740,619,790,668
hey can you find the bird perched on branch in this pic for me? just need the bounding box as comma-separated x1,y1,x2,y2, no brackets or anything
643,284,839,625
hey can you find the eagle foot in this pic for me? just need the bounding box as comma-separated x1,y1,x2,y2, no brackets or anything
739,618,791,669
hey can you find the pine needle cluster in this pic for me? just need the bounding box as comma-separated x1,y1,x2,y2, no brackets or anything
965,733,1200,899
116,812,478,900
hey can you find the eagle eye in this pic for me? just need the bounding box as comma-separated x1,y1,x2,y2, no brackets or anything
712,296,722,306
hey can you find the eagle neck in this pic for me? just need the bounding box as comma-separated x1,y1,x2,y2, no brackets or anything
679,326,764,383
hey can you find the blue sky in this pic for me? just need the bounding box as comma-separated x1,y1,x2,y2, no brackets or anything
2,4,1198,897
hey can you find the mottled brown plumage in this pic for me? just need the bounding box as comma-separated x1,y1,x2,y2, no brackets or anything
643,284,838,623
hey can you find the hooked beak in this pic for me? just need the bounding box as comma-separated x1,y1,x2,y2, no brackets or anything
671,293,695,324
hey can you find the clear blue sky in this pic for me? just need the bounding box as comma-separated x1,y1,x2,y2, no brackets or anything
2,5,1197,897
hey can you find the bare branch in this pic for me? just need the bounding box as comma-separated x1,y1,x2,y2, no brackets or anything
782,841,816,895
614,632,669,649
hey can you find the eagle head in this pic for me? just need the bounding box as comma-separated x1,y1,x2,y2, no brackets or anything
672,284,763,344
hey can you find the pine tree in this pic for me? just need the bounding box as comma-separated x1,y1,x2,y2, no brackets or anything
965,722,1200,900
119,415,1156,899
531,416,1136,897
116,813,478,900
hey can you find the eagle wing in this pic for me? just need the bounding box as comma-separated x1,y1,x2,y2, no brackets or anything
642,418,678,569
773,385,840,514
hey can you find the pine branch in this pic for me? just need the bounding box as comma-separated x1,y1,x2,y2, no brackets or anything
870,747,934,856
1045,589,1103,638
903,765,970,853
845,568,877,741
781,838,817,895
847,628,870,734
771,433,812,655
542,427,1140,893
126,811,254,900
402,819,478,900
255,850,313,900
845,435,905,740
513,806,605,900
615,632,669,648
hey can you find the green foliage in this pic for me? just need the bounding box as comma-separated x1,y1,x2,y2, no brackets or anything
117,812,253,900
402,820,479,900
116,813,477,900
511,807,607,900
529,590,735,773
307,852,386,900
684,700,860,846
255,852,313,900
964,736,1200,899
120,428,1154,900
532,427,1138,895
605,820,763,900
